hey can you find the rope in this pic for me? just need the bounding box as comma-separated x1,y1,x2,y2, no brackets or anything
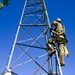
32,56,51,75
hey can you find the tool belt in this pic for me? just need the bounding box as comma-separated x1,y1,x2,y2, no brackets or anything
56,36,68,44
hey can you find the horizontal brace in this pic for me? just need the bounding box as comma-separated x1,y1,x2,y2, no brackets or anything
26,2,42,7
16,43,48,50
24,9,46,15
20,24,48,26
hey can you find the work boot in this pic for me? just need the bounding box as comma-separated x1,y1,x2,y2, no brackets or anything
60,61,65,66
49,49,56,57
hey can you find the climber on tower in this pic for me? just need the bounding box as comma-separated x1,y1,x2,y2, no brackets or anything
47,18,69,66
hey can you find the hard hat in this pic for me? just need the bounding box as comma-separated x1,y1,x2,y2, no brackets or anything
56,18,61,22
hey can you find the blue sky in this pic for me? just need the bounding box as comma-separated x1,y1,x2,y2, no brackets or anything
0,0,75,75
